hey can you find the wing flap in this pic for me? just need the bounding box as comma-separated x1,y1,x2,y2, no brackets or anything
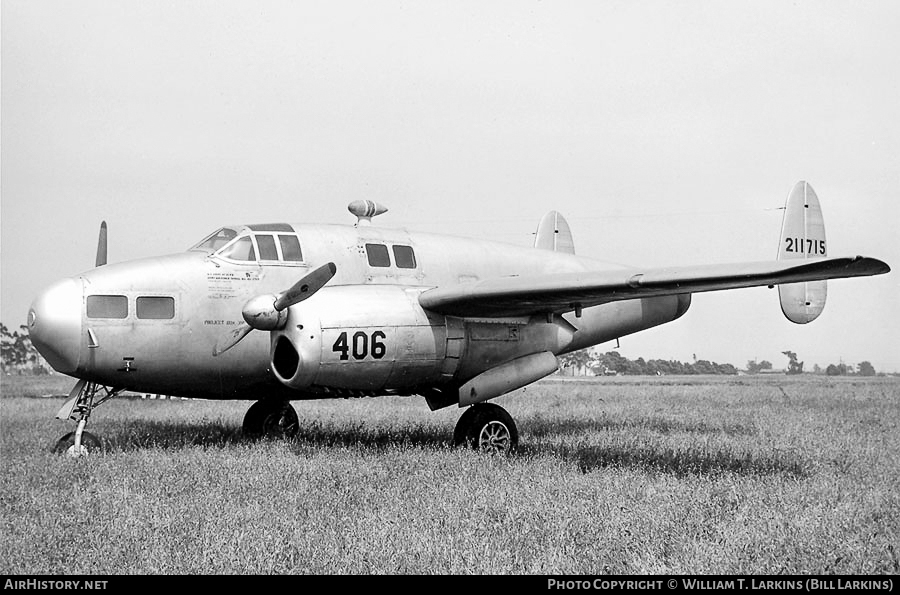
418,256,889,318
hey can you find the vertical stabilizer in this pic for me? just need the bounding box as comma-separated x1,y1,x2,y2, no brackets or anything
534,211,576,254
777,181,827,323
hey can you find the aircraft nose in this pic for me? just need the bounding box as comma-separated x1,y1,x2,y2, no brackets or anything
28,278,83,375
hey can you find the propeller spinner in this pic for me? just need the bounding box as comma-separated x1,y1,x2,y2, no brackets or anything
212,262,337,356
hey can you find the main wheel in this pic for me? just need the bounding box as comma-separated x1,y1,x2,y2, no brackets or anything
243,399,299,439
454,403,518,454
53,430,102,457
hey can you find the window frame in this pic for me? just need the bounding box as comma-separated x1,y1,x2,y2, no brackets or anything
277,234,304,263
215,235,257,263
86,295,129,319
136,296,176,320
249,232,306,265
254,234,280,262
365,243,392,267
209,230,306,267
392,245,417,269
190,227,240,252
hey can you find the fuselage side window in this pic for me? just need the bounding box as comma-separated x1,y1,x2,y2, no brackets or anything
256,235,279,261
279,235,303,262
87,295,128,319
365,243,390,267
217,237,256,262
137,297,175,320
392,245,417,269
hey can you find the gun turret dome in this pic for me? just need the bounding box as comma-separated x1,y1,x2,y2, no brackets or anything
348,200,388,226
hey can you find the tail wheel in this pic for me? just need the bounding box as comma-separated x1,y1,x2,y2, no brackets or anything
53,430,102,457
243,399,299,439
454,403,518,454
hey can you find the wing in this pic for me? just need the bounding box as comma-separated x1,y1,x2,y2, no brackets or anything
418,255,889,318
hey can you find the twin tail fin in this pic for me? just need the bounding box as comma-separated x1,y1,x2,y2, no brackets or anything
777,181,827,324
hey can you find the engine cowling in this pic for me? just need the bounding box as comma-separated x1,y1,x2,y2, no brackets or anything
269,285,461,392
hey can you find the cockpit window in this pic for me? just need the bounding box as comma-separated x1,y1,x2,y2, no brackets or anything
201,228,304,264
192,227,239,252
256,235,279,261
279,235,303,262
217,237,256,262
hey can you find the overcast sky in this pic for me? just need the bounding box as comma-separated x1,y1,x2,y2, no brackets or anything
2,1,898,372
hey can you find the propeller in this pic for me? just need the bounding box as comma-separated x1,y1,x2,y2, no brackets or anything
96,221,108,267
212,262,337,356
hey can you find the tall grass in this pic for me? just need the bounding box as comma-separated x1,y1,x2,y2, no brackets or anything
1,375,898,574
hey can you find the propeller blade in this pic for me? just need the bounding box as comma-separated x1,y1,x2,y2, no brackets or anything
214,262,336,356
96,221,108,267
273,262,337,311
212,323,253,357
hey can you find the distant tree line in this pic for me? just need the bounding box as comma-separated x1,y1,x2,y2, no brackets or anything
746,359,773,374
560,350,737,376
560,348,882,377
1,323,50,374
824,361,877,377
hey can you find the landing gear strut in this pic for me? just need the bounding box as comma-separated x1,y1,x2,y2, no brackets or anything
454,402,518,454
242,399,299,439
53,380,122,457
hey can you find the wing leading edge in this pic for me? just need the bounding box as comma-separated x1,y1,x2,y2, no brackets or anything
418,256,890,318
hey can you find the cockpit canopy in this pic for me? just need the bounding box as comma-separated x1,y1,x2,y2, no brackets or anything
191,224,304,264
192,227,240,252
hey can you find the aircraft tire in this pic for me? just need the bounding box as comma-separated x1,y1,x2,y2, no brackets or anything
52,430,102,456
453,403,518,454
243,399,299,439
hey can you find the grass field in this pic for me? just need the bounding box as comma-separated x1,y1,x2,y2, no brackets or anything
2,374,898,574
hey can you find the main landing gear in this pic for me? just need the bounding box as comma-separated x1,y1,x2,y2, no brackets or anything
52,380,123,457
454,402,519,454
242,399,299,439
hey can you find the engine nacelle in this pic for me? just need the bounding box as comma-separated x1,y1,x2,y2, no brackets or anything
270,285,461,392
269,284,579,396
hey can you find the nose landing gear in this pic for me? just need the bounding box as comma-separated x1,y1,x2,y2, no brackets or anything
52,379,123,457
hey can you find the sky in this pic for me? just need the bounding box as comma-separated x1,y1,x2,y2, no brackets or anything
2,0,898,372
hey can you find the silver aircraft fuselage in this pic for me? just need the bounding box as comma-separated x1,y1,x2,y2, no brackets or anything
28,222,689,401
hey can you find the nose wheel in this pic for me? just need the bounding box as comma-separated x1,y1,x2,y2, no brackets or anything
242,399,299,439
53,429,102,456
454,402,518,454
